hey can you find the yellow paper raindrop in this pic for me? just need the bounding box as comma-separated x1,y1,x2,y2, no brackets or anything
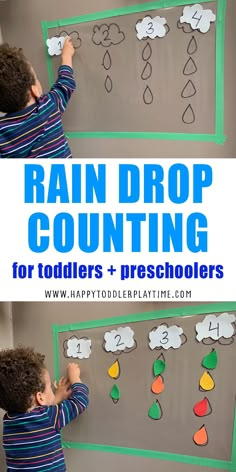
108,360,120,379
199,371,215,391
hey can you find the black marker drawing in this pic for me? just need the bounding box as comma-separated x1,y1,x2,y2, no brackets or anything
148,399,163,420
180,29,198,126
102,340,137,355
143,85,153,104
182,104,195,124
177,20,194,34
104,75,113,93
218,336,235,345
199,320,235,345
107,359,121,380
141,43,153,104
136,17,170,41
157,353,165,363
183,57,198,76
193,397,212,418
181,79,196,98
102,50,112,70
149,323,187,350
59,30,82,48
136,19,169,105
92,23,125,94
92,23,125,47
193,425,209,446
187,36,198,55
63,336,90,359
142,42,152,61
199,371,215,393
141,62,152,80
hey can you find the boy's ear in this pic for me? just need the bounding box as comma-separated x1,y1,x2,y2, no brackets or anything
35,391,46,406
31,84,41,99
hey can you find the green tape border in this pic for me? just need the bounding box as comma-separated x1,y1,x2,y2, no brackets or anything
41,0,226,144
52,302,236,468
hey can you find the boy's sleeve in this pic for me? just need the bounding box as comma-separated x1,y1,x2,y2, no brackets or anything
48,382,89,432
47,65,76,114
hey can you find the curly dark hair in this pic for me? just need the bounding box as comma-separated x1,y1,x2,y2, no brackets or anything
0,346,46,414
0,43,35,113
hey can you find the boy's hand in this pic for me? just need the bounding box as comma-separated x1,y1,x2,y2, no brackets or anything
67,362,81,385
54,377,72,404
62,37,74,67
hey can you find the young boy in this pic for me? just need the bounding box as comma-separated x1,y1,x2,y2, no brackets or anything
0,346,89,471
0,38,75,158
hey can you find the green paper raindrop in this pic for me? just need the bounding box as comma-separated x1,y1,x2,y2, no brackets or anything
110,384,120,403
202,349,218,370
148,401,162,420
153,359,166,377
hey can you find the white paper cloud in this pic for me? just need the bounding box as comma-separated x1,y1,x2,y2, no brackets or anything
64,336,91,359
196,313,236,342
46,36,66,56
136,16,168,40
104,326,135,352
180,4,216,33
149,325,183,350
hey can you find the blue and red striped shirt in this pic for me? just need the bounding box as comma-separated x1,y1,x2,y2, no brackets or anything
0,65,76,158
3,382,89,471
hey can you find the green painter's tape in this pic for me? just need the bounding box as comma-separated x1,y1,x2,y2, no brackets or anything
54,302,236,333
230,403,236,472
42,0,226,144
215,0,226,139
62,441,231,469
52,303,236,469
52,324,60,383
65,132,226,143
41,21,54,88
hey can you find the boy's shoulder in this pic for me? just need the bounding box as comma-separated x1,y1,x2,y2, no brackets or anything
0,93,58,129
4,406,49,421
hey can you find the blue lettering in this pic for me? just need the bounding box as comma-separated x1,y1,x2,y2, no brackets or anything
119,165,140,203
54,213,74,252
28,212,49,252
193,165,212,203
24,164,45,203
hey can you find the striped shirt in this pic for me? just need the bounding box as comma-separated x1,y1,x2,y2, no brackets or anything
0,65,76,158
3,382,89,471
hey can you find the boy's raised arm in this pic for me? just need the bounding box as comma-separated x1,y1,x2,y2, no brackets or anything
48,37,76,114
48,363,89,431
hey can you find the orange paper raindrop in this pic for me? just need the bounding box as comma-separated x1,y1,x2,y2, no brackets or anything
193,425,208,446
151,375,164,394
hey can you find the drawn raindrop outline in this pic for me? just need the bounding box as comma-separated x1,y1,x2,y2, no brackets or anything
199,371,215,392
193,397,212,417
105,75,113,93
148,400,163,420
183,57,198,76
143,85,153,105
193,424,209,446
102,50,112,71
141,61,152,80
182,104,195,124
142,42,152,61
181,79,197,98
110,384,120,403
187,36,198,55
